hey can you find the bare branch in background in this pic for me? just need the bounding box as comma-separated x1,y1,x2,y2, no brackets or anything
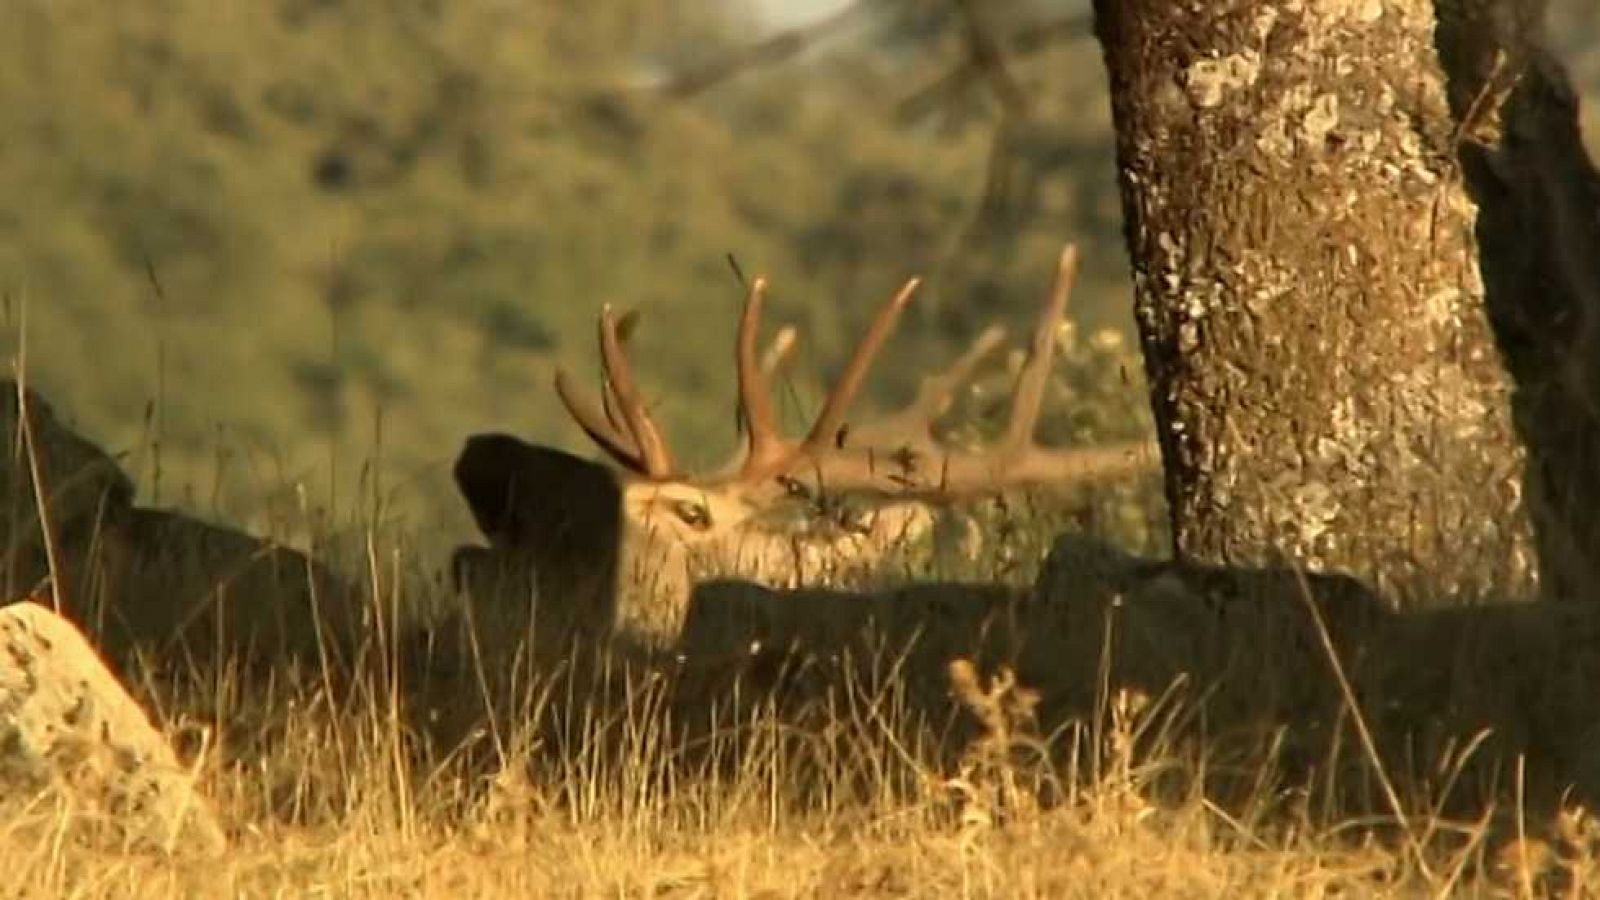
656,2,871,100
649,2,1098,329
897,15,1092,123
908,8,1094,295
950,0,1030,118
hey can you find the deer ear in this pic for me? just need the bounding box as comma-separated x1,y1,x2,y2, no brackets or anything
453,434,622,547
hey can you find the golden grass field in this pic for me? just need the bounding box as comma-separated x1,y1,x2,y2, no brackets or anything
0,653,1496,898
6,515,1600,900
6,671,1595,899
2,367,1597,899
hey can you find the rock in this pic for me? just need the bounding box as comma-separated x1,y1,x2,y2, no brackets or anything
0,598,227,854
0,380,134,595
0,378,360,672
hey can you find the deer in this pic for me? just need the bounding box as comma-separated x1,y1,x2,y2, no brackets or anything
449,245,1160,655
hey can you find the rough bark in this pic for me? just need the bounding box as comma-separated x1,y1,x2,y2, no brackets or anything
1091,0,1539,606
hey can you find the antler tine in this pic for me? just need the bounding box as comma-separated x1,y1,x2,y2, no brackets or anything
1002,245,1079,454
799,277,921,455
737,278,788,473
554,369,646,471
761,325,798,376
731,324,798,462
602,379,625,434
698,244,1155,499
600,310,643,434
599,305,676,477
851,324,1007,446
914,324,1007,425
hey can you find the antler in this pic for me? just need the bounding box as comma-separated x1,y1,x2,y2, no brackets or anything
555,244,1158,497
736,278,787,475
842,323,1007,454
556,273,922,482
732,276,922,481
553,306,676,477
740,245,1154,499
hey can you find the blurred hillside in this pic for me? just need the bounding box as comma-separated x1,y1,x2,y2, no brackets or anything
0,1,1594,560
1549,1,1600,154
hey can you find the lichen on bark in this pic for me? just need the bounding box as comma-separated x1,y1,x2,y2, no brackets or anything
1093,0,1539,605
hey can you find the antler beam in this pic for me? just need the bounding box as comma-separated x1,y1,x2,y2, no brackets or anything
553,243,1159,498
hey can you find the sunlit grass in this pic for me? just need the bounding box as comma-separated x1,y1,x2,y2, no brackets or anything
9,336,1599,897
8,480,1599,899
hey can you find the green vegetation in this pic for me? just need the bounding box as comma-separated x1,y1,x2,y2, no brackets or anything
4,0,1592,559
0,1,1159,563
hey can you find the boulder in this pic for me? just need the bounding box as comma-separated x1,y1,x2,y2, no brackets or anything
0,597,227,853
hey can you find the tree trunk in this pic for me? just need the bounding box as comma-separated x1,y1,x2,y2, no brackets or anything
1434,0,1600,602
1090,0,1539,606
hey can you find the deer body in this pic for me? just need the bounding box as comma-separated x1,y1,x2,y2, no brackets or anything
451,246,1158,651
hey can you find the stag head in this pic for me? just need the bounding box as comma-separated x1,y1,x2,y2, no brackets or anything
452,246,1157,648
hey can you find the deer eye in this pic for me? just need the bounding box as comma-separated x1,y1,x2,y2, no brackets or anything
670,499,713,530
777,476,812,501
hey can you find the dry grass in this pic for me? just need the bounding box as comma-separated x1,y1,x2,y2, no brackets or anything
7,588,1600,900
0,674,1376,898
6,472,1598,897
8,376,1600,898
